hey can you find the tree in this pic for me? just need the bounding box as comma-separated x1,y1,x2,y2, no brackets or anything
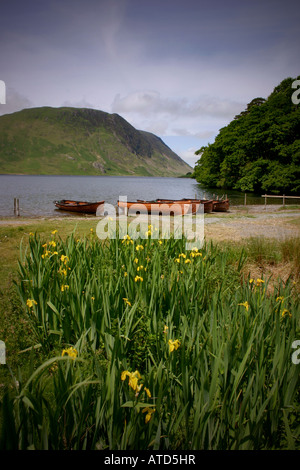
193,77,300,194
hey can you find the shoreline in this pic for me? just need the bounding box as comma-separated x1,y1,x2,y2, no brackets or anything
0,205,299,242
1,204,300,220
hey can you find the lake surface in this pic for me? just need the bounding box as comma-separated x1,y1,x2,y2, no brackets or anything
0,174,281,217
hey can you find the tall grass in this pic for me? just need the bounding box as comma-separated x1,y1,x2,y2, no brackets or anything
0,229,299,449
244,236,300,276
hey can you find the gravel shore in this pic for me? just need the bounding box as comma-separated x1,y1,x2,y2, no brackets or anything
204,205,300,241
0,205,299,242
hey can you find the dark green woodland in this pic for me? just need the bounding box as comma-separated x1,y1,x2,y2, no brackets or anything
194,77,300,194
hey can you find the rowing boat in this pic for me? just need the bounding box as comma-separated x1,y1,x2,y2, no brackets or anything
212,199,229,212
155,198,213,213
54,199,105,214
118,199,195,215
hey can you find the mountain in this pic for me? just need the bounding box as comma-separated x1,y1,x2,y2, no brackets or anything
0,107,192,176
193,77,300,194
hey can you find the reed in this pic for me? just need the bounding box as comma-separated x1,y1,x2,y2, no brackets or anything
0,228,299,449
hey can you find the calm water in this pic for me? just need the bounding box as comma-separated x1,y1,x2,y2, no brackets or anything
0,174,275,217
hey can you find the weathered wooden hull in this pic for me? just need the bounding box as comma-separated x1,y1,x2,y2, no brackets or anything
212,199,230,212
118,200,195,215
155,198,213,213
54,200,105,214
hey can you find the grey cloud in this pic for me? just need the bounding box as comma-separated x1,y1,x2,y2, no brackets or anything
142,120,170,136
62,98,95,109
112,91,244,120
112,91,185,116
188,98,243,119
172,128,216,139
0,87,32,116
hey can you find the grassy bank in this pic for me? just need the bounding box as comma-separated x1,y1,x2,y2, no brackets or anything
0,219,299,450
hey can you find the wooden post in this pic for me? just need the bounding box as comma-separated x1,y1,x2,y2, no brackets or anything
14,198,20,216
264,194,267,210
283,194,285,208
244,193,247,205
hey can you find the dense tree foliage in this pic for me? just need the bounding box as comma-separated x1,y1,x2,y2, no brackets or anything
194,77,300,194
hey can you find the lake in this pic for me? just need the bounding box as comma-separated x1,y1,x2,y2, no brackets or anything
0,174,275,217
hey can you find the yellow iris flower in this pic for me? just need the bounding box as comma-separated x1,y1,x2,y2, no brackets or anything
26,299,37,308
168,339,180,352
62,346,78,359
60,255,69,264
121,370,142,392
142,407,155,423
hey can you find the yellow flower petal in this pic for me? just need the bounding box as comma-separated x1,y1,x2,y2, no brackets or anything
62,346,78,359
168,339,180,352
121,370,130,381
142,407,155,423
238,301,249,311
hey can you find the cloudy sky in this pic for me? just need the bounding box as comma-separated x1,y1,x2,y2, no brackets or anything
0,0,299,167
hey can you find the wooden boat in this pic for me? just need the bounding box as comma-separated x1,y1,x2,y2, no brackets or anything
212,199,229,212
155,198,213,214
118,199,193,215
54,199,105,214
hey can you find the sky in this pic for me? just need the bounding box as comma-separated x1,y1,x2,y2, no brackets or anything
0,0,299,168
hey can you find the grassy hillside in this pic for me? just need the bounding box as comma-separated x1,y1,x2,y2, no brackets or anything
0,107,191,176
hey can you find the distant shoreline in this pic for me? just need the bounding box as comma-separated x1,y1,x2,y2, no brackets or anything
0,173,191,178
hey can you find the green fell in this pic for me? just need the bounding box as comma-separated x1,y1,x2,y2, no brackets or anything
193,77,300,194
0,107,192,176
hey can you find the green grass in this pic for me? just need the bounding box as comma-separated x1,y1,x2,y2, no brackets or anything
278,205,300,211
0,223,299,450
243,236,300,276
